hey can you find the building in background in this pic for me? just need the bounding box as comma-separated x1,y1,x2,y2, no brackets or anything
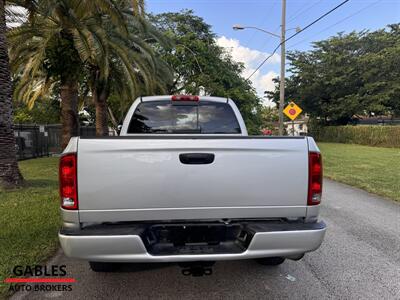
284,115,309,136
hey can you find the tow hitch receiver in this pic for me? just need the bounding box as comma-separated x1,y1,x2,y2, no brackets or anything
179,262,215,277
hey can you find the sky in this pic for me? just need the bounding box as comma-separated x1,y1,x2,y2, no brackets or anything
147,0,400,105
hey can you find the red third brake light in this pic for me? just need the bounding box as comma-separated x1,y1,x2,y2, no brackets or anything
59,153,78,210
171,95,199,101
308,152,323,206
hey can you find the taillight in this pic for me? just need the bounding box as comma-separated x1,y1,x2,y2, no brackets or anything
171,95,199,101
59,153,78,210
308,152,323,205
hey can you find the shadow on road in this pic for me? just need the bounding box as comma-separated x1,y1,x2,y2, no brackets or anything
109,262,175,273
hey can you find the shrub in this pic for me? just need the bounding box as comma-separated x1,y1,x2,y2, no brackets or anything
310,125,400,148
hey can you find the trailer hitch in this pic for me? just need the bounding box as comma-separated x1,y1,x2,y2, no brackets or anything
179,262,215,277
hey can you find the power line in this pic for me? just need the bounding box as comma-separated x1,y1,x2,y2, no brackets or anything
246,0,350,80
287,0,382,50
259,23,281,51
286,0,351,44
242,0,279,46
286,0,324,25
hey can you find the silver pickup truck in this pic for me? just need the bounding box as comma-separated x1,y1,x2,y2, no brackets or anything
59,95,326,273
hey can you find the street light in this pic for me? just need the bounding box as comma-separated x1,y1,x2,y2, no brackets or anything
232,24,245,30
232,0,288,135
233,23,285,135
232,24,280,38
233,23,287,135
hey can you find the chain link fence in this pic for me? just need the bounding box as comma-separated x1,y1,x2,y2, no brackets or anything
13,124,116,160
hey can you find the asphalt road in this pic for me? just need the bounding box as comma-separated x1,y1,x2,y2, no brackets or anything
12,179,400,300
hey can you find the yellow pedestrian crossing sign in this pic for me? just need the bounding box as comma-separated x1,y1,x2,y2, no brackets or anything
283,102,302,121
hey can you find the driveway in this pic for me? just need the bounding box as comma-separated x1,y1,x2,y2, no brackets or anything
11,179,400,299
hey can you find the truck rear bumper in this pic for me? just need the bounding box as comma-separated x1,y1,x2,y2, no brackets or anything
59,221,326,262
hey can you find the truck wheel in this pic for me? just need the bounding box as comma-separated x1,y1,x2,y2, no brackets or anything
255,257,285,266
89,261,117,272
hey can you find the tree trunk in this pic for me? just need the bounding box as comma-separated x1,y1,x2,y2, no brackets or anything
0,0,23,188
93,87,109,136
60,78,79,149
108,106,119,130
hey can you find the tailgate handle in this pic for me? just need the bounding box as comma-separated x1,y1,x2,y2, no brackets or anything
179,153,215,165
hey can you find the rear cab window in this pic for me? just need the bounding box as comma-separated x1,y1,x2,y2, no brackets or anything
127,101,241,134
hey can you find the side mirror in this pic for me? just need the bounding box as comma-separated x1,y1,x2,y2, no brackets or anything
117,125,122,136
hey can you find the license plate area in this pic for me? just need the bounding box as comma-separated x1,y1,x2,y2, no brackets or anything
142,223,253,255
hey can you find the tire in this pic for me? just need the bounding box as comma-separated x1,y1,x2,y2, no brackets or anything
89,261,118,272
255,257,286,266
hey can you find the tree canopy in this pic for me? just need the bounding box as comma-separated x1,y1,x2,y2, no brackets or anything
149,10,262,133
7,0,173,142
267,24,400,125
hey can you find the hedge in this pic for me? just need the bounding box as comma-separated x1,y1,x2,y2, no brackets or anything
310,125,400,148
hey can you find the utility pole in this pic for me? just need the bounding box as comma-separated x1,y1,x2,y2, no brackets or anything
279,0,286,135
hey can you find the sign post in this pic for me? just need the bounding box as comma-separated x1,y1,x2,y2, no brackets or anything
292,120,294,136
283,101,302,136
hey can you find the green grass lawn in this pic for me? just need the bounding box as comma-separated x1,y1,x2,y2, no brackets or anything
318,143,400,201
0,144,398,298
0,157,60,299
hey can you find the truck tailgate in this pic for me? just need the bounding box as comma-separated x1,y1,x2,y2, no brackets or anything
77,137,309,222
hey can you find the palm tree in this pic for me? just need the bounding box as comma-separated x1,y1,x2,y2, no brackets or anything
8,0,129,147
88,2,173,136
132,0,145,17
0,0,23,187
